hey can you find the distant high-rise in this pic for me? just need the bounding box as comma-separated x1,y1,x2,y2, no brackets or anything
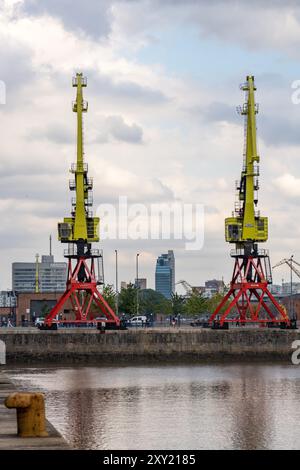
155,250,175,299
12,255,67,293
135,278,147,290
205,279,224,293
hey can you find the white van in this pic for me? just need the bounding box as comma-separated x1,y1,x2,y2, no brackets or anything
128,316,147,327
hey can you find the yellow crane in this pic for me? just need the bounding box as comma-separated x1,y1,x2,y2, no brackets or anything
44,73,120,329
209,76,291,328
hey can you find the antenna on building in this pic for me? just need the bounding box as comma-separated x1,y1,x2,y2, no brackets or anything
49,234,52,256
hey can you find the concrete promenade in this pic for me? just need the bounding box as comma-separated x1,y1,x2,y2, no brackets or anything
0,371,69,449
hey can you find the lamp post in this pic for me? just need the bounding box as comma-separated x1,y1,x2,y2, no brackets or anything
115,250,119,317
136,253,140,316
290,254,294,321
7,289,11,325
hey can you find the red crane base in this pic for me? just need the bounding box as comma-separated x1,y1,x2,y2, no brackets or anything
209,255,290,327
44,257,120,328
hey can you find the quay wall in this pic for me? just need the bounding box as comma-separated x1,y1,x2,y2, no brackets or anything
0,328,300,363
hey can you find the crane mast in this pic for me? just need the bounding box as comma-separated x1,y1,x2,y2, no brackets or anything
58,73,99,255
73,72,88,241
225,75,267,254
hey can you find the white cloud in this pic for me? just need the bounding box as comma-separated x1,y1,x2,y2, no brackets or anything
274,173,300,198
96,115,143,143
1,1,300,290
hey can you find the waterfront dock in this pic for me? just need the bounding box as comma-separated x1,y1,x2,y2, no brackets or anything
1,327,300,363
0,372,69,449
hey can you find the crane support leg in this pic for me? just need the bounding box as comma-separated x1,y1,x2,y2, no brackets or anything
44,257,120,328
209,255,291,327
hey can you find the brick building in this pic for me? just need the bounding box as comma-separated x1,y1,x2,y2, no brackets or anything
1,291,110,326
16,292,69,325
281,294,300,320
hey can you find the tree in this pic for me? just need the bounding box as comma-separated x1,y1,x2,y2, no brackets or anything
185,292,208,317
40,303,51,318
207,292,233,315
171,293,185,316
89,284,116,317
101,284,116,311
119,283,139,317
139,289,171,318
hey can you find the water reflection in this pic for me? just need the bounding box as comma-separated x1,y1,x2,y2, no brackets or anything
6,364,300,449
226,366,271,449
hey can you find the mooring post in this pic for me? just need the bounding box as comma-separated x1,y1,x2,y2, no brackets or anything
5,392,49,437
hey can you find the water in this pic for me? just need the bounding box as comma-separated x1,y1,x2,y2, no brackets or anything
5,363,300,449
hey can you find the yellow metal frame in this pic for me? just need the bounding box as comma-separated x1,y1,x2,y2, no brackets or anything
225,75,268,245
58,73,99,243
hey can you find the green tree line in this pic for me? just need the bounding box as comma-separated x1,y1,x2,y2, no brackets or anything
100,283,228,319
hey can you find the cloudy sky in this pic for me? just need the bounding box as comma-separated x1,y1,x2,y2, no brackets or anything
1,0,300,291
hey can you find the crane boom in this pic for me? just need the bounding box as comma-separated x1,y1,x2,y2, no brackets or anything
176,280,202,295
292,259,300,269
273,258,300,280
225,75,268,251
273,258,290,269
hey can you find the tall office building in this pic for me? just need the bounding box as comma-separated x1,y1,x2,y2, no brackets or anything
12,254,67,293
168,250,175,294
155,250,175,299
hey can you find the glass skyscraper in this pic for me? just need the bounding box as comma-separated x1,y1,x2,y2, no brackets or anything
155,250,175,299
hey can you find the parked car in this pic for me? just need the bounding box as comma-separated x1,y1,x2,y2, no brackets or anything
190,317,209,327
127,315,148,327
94,316,107,323
35,317,44,327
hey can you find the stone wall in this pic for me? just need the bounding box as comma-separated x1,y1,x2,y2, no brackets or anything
1,328,300,363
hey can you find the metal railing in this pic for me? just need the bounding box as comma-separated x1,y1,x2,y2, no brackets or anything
69,179,76,190
230,248,269,258
63,247,101,257
85,177,93,189
70,162,88,173
85,196,93,206
72,76,87,87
